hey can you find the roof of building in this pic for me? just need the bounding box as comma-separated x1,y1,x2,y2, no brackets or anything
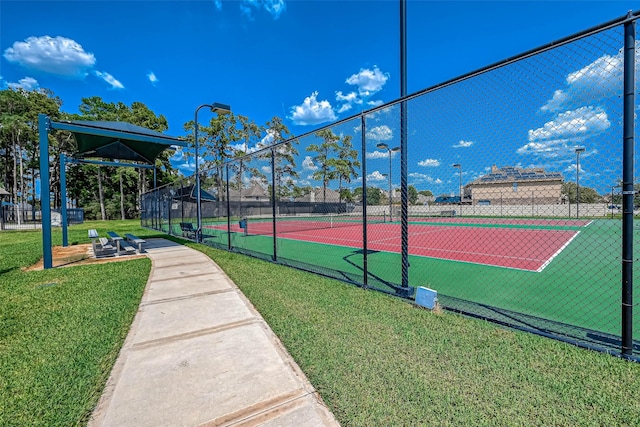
228,183,269,199
469,166,563,186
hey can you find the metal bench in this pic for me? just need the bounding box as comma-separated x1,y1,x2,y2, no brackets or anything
125,233,146,253
180,222,196,239
107,231,136,255
89,229,116,257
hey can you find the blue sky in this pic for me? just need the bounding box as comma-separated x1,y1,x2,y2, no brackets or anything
1,0,638,195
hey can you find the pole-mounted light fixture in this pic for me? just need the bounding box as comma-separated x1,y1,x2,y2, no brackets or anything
194,102,231,242
452,163,462,215
575,147,585,219
377,143,400,221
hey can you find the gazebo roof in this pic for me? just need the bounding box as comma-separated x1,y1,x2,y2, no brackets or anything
60,120,186,164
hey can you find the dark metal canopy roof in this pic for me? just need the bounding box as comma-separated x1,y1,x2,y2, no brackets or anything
58,120,186,164
172,184,217,202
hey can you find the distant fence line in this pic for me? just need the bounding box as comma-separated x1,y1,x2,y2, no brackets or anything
0,207,84,231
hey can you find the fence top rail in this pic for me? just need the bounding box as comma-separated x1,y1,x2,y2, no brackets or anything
215,10,639,168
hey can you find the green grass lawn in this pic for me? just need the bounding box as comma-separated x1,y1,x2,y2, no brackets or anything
2,220,640,425
194,242,640,426
0,221,163,426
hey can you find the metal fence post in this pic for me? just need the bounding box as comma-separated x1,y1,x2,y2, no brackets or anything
271,148,278,262
226,165,232,250
361,114,368,289
398,0,411,297
621,13,635,357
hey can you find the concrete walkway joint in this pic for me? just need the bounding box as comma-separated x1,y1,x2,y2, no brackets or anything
89,238,339,427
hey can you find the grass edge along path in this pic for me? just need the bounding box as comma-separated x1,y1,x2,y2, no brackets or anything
189,241,640,426
0,221,154,426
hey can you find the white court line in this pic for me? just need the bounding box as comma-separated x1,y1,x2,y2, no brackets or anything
536,230,581,272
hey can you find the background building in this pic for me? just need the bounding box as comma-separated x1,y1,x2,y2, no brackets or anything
466,166,563,206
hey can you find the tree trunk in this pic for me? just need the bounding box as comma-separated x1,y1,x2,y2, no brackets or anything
120,170,126,220
13,135,21,225
97,167,106,220
323,179,327,203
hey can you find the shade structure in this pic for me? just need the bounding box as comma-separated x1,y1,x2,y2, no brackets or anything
63,120,182,164
172,184,217,202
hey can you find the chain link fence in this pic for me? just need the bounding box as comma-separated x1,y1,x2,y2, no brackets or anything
143,14,640,359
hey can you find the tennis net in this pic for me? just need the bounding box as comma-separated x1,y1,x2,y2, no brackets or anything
243,212,387,235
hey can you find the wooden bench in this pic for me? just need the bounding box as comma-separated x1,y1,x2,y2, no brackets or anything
180,222,196,239
125,233,146,253
107,231,136,255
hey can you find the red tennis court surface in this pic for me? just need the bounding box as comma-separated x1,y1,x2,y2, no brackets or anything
221,221,582,272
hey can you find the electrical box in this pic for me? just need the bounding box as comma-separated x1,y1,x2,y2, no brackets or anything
415,286,438,310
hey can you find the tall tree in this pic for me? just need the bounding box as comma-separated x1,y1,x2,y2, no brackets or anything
261,117,297,200
0,88,62,221
183,112,241,201
561,182,601,204
408,185,418,205
333,135,360,203
307,129,340,202
234,115,263,196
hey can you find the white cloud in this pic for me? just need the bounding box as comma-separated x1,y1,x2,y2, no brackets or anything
147,71,158,85
213,0,222,10
302,156,317,171
94,70,124,90
366,150,388,159
418,159,440,167
335,91,359,103
367,100,384,107
240,2,256,20
528,106,609,141
366,125,393,142
289,91,337,125
239,0,286,20
4,36,95,77
565,163,584,174
262,0,286,19
345,66,389,96
517,106,610,158
261,165,271,174
299,176,312,186
409,172,434,183
367,170,387,181
337,103,353,114
260,129,275,146
170,148,184,162
335,91,360,114
541,48,625,112
434,178,443,185
7,76,39,90
452,140,473,148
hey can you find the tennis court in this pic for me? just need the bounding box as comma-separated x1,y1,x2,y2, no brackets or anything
220,216,587,272
201,216,632,345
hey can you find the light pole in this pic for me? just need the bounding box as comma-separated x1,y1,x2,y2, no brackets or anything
452,163,462,216
575,147,585,219
377,143,400,221
194,102,231,242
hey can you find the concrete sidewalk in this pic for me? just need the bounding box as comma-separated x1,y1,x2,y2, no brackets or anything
89,239,339,427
